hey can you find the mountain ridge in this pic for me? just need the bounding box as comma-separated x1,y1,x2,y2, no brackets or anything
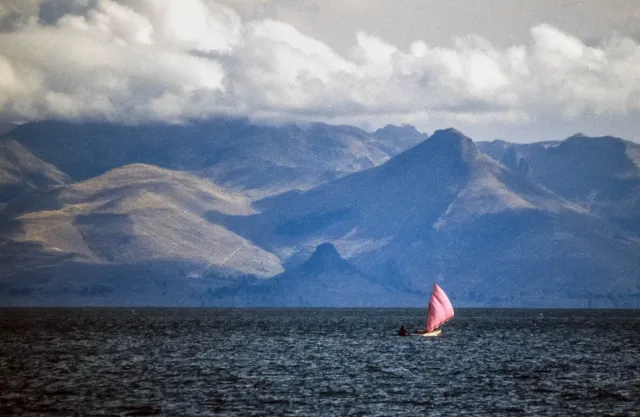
215,242,424,307
2,119,426,200
1,119,639,307
0,138,70,203
229,129,639,306
477,133,640,235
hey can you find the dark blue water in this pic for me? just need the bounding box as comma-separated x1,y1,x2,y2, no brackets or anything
0,308,638,416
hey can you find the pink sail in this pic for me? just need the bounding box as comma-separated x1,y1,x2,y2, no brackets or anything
426,284,454,332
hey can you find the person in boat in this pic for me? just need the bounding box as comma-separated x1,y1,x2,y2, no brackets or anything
398,325,409,336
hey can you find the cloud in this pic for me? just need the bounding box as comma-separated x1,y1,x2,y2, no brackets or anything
0,0,639,140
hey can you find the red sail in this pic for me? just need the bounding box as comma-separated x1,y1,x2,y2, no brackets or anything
426,284,454,332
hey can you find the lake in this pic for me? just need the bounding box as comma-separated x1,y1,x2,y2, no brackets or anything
0,308,638,416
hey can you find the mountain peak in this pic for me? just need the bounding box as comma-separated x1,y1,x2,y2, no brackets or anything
407,127,477,161
568,132,588,139
376,127,479,178
310,242,343,262
374,124,425,136
437,127,463,134
430,127,475,148
564,132,626,146
430,127,470,140
564,132,628,143
298,243,352,273
370,124,429,154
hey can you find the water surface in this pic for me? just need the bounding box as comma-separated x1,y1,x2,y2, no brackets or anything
1,308,638,416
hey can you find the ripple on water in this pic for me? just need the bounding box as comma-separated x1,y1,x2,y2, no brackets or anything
0,308,639,416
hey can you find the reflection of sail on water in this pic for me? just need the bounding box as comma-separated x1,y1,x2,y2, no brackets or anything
426,284,454,332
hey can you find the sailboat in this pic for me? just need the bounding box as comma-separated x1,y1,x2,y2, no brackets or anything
419,283,454,337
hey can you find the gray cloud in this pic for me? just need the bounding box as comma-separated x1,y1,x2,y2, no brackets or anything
0,0,639,142
38,0,94,25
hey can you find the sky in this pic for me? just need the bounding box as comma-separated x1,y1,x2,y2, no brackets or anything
0,0,639,142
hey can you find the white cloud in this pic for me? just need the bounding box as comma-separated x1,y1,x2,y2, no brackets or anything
116,0,242,52
0,0,639,141
57,1,155,46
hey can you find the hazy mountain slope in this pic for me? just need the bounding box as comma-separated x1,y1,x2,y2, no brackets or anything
478,135,640,235
5,119,423,199
0,256,253,307
232,129,640,307
0,123,17,135
370,124,429,155
0,164,283,286
2,120,639,307
476,139,559,177
241,129,583,247
0,138,70,203
477,139,560,163
216,243,425,307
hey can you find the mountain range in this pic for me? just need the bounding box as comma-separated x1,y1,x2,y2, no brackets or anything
1,119,638,307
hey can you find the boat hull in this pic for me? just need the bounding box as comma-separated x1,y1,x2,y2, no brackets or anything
421,330,442,337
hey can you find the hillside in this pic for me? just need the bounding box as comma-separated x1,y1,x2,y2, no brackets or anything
478,135,640,235
231,129,640,307
0,164,283,306
1,121,639,307
0,138,70,203
215,243,422,307
3,119,425,199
